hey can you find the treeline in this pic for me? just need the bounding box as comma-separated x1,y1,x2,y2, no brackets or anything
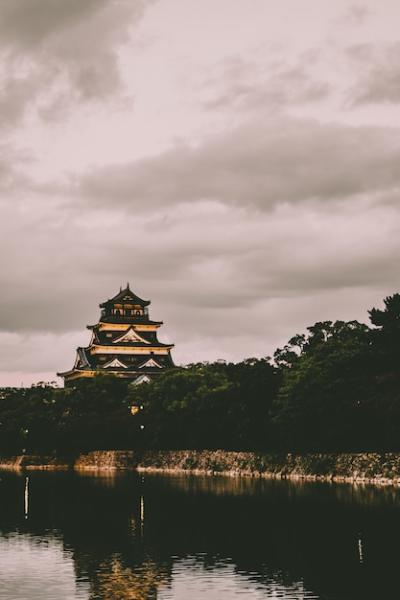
1,293,400,454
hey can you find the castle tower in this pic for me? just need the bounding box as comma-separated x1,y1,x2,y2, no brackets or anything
58,284,174,385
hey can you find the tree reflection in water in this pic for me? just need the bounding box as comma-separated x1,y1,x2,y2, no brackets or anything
1,471,400,599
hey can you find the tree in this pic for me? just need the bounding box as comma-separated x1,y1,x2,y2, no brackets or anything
130,359,280,450
366,294,400,449
0,375,135,454
271,321,374,452
369,293,400,372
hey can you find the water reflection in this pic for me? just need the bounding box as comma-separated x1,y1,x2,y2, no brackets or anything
0,534,89,600
162,557,318,600
1,471,400,599
24,476,29,520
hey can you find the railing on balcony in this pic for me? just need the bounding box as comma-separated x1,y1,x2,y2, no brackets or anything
101,307,149,319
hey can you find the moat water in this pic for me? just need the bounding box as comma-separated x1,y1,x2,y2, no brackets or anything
0,471,399,599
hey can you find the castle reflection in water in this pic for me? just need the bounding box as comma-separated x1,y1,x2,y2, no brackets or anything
1,471,400,600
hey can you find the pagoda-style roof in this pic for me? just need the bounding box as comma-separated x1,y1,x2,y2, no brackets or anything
58,281,175,385
57,345,175,378
99,284,150,308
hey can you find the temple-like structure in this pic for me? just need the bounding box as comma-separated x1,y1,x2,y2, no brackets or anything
58,284,174,386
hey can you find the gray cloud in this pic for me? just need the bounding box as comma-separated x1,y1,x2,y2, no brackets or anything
0,189,398,335
0,164,399,382
1,110,400,379
0,1,107,48
1,1,400,384
79,116,400,209
0,0,152,128
347,42,400,105
202,55,330,111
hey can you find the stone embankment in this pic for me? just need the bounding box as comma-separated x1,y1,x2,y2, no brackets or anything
2,450,400,485
135,450,400,485
0,454,70,470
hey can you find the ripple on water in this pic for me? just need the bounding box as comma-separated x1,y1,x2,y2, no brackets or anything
2,471,395,600
158,556,319,600
0,534,90,600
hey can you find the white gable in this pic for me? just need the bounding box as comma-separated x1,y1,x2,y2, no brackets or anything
113,327,149,344
103,357,128,369
133,374,151,385
139,358,162,369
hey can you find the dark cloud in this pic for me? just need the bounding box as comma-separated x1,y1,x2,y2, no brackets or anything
79,117,400,209
347,42,400,105
0,0,152,128
0,189,398,335
0,1,105,48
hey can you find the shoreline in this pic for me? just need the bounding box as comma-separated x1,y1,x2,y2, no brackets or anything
2,450,400,486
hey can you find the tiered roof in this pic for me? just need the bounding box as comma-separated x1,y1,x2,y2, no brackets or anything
58,284,174,385
99,283,151,308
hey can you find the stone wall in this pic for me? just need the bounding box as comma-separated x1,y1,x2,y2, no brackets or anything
0,454,70,470
2,450,400,485
74,450,136,470
134,450,400,484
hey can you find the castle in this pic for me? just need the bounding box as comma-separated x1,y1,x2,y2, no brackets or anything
58,284,174,385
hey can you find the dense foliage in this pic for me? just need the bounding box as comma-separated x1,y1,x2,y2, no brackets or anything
135,358,280,450
0,376,136,454
2,293,400,454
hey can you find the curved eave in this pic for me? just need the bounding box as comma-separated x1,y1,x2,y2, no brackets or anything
58,367,140,378
57,369,74,377
57,368,94,377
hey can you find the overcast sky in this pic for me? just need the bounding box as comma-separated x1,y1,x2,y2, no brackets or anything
1,0,400,386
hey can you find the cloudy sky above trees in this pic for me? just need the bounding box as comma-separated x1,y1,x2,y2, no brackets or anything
1,0,400,385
